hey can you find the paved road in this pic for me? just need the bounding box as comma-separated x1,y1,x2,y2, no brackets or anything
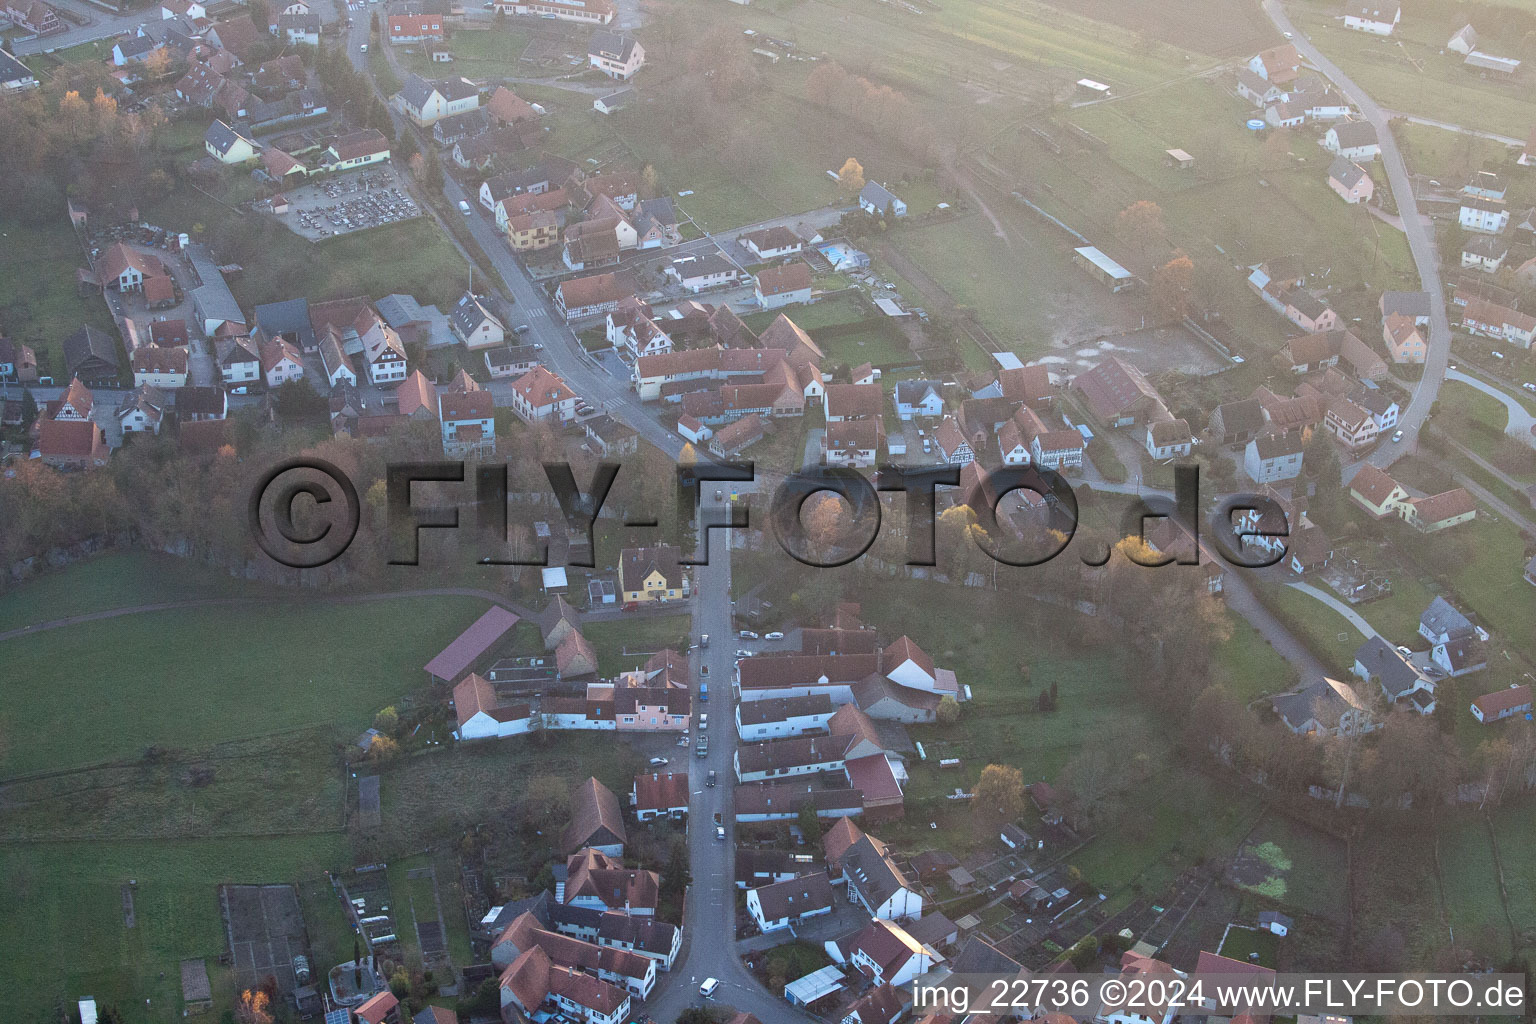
1446,369,1536,447
646,487,814,1024
1262,0,1451,472
1285,580,1379,641
7,0,142,57
1380,111,1526,148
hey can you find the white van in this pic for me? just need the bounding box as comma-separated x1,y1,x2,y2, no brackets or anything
458,200,471,215
699,978,720,998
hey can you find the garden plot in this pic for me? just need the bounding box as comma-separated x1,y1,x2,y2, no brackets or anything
222,883,312,995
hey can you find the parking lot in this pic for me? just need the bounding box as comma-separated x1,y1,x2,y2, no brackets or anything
275,167,422,241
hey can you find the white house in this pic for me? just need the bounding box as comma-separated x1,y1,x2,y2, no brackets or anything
116,385,167,435
587,29,644,79
1459,196,1509,234
361,319,409,385
665,253,742,293
755,263,812,310
217,337,261,385
893,379,942,420
1146,418,1193,459
455,674,533,739
847,919,942,989
395,73,479,126
736,695,835,740
1343,4,1399,34
859,181,907,219
1324,120,1380,162
509,365,579,425
842,834,923,921
1243,432,1304,483
746,873,835,934
451,292,506,350
260,337,305,388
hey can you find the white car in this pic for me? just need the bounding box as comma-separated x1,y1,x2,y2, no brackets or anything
648,756,668,767
1391,430,1403,442
700,978,720,998
739,630,758,639
1523,383,1536,393
699,714,708,730
1492,351,1505,359
714,826,726,841
765,631,785,641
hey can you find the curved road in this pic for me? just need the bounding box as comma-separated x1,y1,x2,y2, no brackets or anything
1261,0,1450,471
1445,369,1536,445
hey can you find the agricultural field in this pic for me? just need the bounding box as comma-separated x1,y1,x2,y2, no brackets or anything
0,216,120,381
1288,2,1536,139
0,565,492,775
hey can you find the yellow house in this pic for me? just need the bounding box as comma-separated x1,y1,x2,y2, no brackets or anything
1402,489,1477,533
507,209,560,251
620,545,687,605
1348,464,1408,519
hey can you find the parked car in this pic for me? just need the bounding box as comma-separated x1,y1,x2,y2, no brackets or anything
699,664,709,676
736,649,751,658
739,630,758,639
714,825,726,841
514,324,531,335
699,713,708,730
1391,429,1403,442
1492,351,1505,359
1523,382,1536,393
764,631,784,641
677,734,690,746
649,756,668,767
700,979,720,997
707,769,717,787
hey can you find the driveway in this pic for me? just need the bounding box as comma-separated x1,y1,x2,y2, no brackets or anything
1261,0,1451,470
1284,580,1380,642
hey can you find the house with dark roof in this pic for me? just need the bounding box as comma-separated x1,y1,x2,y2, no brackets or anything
1273,677,1378,737
563,778,627,855
587,28,644,79
846,917,943,987
1353,636,1435,713
204,119,259,163
841,833,921,920
746,871,834,933
395,73,480,126
859,181,907,219
62,325,121,386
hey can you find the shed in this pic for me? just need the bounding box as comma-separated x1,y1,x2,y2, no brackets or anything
541,566,569,592
1164,148,1194,169
1072,246,1134,292
784,964,846,1006
423,605,520,682
945,865,976,890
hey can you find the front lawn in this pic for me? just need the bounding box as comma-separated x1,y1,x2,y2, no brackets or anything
1217,924,1280,968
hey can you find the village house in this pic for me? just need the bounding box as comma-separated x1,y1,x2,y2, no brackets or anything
1382,313,1427,362
619,545,687,605
132,344,188,389
387,13,444,42
846,918,943,988
1354,635,1436,714
395,73,479,126
1403,488,1477,534
557,273,634,322
1248,42,1301,83
710,413,766,457
497,949,632,1024
1461,298,1536,349
755,263,813,310
736,694,836,740
1324,396,1380,450
894,379,943,420
492,0,615,24
439,373,496,456
216,336,261,385
1244,432,1304,483
1419,596,1488,677
859,181,907,219
563,778,627,855
450,292,506,350
823,419,882,467
1471,684,1532,724
1146,418,1193,459
1348,463,1409,518
1208,397,1267,446
665,253,743,293
509,365,579,425
1343,4,1399,34
631,772,689,821
1327,156,1373,203
1236,68,1286,107
260,336,305,388
588,29,644,79
1324,119,1381,161
116,384,167,435
746,872,835,934
839,832,923,921
607,298,672,359
585,415,639,457
204,119,259,163
739,226,803,260
1461,235,1508,273
1380,290,1431,326
37,418,108,468
507,210,561,251
324,129,391,171
1459,194,1509,234
1273,677,1379,737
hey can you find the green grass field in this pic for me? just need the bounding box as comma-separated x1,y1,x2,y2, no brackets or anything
0,216,120,380
402,24,532,77
0,590,492,776
583,613,692,676
0,835,349,1023
1438,381,1536,480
